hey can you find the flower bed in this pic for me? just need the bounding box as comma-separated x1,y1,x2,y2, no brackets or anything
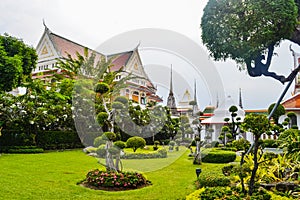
82,169,151,191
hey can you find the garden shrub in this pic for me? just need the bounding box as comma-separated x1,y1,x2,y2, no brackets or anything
216,147,237,152
126,136,146,152
201,150,236,163
96,144,106,157
7,148,44,154
121,148,167,159
197,175,231,188
83,169,151,189
199,187,242,200
185,188,205,200
232,138,251,151
80,132,102,147
94,136,106,147
0,130,35,147
36,131,83,150
0,146,44,153
222,164,236,176
262,139,279,148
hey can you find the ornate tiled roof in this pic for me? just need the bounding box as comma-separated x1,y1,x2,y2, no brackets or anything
108,51,133,71
282,93,300,108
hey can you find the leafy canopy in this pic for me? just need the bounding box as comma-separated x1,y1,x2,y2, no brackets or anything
0,34,37,91
201,0,298,63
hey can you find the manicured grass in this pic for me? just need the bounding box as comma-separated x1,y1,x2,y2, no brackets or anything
0,148,228,199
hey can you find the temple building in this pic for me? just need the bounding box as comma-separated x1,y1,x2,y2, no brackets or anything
201,95,246,142
32,24,162,105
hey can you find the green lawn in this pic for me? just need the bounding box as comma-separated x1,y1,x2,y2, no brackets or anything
0,148,227,200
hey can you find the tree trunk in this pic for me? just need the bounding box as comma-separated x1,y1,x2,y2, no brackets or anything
105,140,116,171
249,135,260,196
240,152,246,194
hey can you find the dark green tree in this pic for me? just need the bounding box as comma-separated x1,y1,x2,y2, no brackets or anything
268,103,285,124
0,34,37,91
201,0,298,83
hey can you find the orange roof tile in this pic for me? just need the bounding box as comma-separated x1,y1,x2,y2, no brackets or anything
282,93,300,108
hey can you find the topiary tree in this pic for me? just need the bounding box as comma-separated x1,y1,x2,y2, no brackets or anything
201,0,298,83
241,114,271,196
126,136,146,152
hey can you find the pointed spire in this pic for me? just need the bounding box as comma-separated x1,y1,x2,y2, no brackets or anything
216,93,219,108
43,19,51,34
239,88,243,109
169,64,173,95
192,79,198,116
167,64,177,115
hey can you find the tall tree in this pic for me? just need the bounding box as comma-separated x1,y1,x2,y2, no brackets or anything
0,34,37,91
201,0,298,83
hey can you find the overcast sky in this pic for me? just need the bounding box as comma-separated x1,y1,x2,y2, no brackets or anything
1,0,300,110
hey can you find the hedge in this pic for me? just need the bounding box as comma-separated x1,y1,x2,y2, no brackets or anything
201,150,236,163
0,130,35,146
197,175,231,188
0,146,44,153
36,131,83,150
121,149,167,159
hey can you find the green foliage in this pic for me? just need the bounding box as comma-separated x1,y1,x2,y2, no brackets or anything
96,112,109,126
103,131,116,141
268,103,286,124
197,175,231,188
121,148,167,159
96,144,106,157
278,129,300,160
262,139,279,148
94,82,110,94
114,141,126,149
242,114,270,136
201,150,236,163
232,138,251,151
114,96,128,105
126,136,146,152
35,131,83,150
0,145,44,153
7,147,44,154
201,0,298,63
0,34,37,91
84,169,151,189
93,136,106,147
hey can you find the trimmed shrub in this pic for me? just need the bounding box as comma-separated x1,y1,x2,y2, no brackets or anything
96,144,106,157
94,136,106,147
0,130,35,147
94,82,110,94
126,136,146,152
121,148,167,159
8,148,44,154
232,138,250,151
0,146,44,153
36,131,83,150
222,164,236,176
262,139,279,148
201,150,236,163
197,175,231,188
114,141,126,149
103,132,116,141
